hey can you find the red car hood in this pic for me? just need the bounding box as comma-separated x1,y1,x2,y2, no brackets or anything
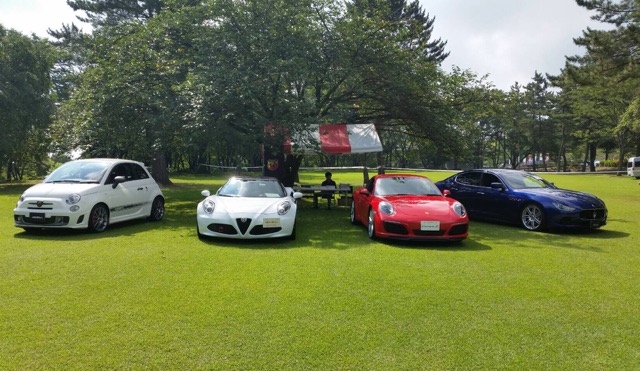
382,196,453,217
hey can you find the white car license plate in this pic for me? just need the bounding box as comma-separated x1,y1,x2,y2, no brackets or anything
420,221,440,231
263,218,281,228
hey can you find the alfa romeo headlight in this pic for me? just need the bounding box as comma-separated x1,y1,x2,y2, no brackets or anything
203,199,215,214
66,194,81,205
379,201,394,215
452,202,467,217
277,201,291,215
553,202,576,212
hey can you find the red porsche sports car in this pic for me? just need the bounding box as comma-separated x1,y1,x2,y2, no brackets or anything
350,174,469,241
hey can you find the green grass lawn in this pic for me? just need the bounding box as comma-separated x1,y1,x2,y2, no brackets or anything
1,170,639,369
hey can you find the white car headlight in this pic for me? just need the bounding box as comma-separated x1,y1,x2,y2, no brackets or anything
277,201,292,215
452,202,467,217
66,194,81,205
379,201,394,215
203,199,215,214
553,202,576,212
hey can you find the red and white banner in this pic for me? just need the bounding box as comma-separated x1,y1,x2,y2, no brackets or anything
284,123,383,154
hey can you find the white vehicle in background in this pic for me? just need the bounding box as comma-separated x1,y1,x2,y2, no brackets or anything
197,176,303,240
14,159,165,233
627,157,640,179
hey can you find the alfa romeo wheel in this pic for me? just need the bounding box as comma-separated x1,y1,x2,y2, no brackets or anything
88,204,109,233
521,203,545,231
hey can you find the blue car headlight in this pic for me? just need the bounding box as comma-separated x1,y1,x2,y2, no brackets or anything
379,201,395,215
277,201,291,215
203,199,215,214
553,202,576,212
452,202,467,217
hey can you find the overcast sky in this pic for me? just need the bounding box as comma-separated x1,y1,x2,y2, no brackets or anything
1,0,606,91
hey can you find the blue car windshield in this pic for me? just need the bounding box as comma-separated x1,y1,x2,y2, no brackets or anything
501,172,555,189
45,161,110,183
218,178,286,198
375,177,442,196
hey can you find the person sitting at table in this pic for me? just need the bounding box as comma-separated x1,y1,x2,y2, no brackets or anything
313,171,337,209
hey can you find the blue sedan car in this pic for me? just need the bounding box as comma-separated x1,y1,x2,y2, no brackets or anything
435,169,607,231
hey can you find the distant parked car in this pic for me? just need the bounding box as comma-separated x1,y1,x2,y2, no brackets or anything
196,176,303,240
350,174,469,241
627,156,640,179
14,159,165,232
435,169,607,231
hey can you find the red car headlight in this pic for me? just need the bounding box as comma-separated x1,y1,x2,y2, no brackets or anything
452,202,466,217
379,201,395,215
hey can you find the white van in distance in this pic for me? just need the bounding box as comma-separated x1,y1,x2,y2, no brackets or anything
627,157,640,179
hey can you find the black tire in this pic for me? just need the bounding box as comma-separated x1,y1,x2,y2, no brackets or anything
350,199,359,225
197,224,204,240
367,208,377,239
148,196,165,221
521,203,545,231
289,223,296,241
88,204,109,233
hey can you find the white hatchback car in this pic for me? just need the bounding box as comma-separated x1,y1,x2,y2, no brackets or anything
14,159,165,233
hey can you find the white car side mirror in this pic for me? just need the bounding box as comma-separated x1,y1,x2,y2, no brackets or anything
293,192,303,199
201,190,210,197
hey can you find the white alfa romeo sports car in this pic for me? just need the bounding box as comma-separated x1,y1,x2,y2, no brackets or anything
14,159,165,233
197,176,303,240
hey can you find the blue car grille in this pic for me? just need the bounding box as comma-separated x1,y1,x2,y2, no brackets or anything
579,208,606,220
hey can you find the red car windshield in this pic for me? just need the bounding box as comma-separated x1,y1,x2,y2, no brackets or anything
375,177,442,196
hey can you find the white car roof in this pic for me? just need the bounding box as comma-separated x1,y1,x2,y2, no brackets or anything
72,158,146,166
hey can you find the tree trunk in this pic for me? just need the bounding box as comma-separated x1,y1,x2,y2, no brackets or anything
152,152,172,186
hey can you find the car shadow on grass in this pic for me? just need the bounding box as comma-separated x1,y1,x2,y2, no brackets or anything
12,218,167,241
294,204,492,251
470,220,629,252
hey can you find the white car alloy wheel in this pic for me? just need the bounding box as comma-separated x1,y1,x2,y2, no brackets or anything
89,204,109,233
149,196,165,221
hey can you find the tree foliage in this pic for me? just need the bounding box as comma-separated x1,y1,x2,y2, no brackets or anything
0,26,56,180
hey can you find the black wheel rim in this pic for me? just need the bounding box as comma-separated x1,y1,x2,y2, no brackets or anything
152,198,164,220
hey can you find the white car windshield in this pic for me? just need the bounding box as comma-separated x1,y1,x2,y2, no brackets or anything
218,178,286,198
45,161,110,183
375,177,442,196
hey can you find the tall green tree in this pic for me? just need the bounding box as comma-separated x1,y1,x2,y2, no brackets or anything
53,1,203,184
0,26,56,180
